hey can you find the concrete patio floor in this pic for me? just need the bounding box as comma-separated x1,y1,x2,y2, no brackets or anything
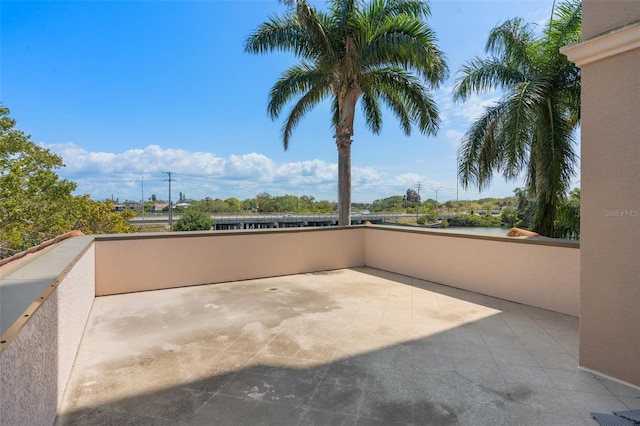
56,267,639,425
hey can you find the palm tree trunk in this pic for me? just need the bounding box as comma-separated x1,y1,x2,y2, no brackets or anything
336,86,359,226
337,139,351,226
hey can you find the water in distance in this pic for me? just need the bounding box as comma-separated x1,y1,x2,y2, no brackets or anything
442,227,509,235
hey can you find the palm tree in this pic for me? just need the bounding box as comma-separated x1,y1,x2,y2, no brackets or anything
245,0,447,225
453,0,581,237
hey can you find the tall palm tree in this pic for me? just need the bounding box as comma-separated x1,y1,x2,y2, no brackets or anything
245,0,447,225
453,0,581,237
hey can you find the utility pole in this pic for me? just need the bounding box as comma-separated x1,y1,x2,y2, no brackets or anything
141,177,145,222
165,172,173,230
456,162,459,202
415,182,422,221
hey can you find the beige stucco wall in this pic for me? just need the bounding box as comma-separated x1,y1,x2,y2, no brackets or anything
573,20,640,385
95,227,365,296
365,227,580,316
96,227,580,315
582,0,640,38
0,237,95,426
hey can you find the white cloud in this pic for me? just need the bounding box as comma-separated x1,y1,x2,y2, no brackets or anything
224,153,274,180
46,143,226,175
42,142,521,203
435,84,499,124
275,159,336,184
451,94,498,123
445,129,465,149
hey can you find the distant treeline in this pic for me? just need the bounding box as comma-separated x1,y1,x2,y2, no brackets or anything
140,192,518,215
151,187,579,239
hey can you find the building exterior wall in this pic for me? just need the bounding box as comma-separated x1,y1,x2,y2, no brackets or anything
582,1,640,39
0,238,95,426
365,227,580,316
562,1,640,386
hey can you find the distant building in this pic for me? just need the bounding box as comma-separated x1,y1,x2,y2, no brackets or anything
151,203,169,213
113,202,142,212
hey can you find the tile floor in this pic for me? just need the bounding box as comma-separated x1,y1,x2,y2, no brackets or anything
56,268,639,425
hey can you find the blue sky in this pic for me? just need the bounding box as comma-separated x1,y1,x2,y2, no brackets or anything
1,0,578,203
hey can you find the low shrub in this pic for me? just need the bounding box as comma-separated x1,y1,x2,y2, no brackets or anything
448,214,501,227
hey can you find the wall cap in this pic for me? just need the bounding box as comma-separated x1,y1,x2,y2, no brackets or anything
0,236,94,353
561,21,640,66
368,225,580,248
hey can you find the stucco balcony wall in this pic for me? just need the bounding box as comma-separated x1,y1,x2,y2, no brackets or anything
0,237,95,426
94,226,580,316
364,226,580,316
94,227,366,296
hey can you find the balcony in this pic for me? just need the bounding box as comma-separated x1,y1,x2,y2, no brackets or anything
2,226,637,425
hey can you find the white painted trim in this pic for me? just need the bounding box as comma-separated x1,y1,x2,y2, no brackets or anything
561,22,640,66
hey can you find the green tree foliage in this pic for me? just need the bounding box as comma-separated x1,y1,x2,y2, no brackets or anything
454,0,581,236
421,198,437,210
448,214,501,227
71,197,136,235
174,207,214,231
513,187,536,229
0,106,134,257
371,195,404,212
299,195,316,211
417,208,438,224
242,198,257,212
190,193,336,214
500,208,519,228
224,197,243,212
0,107,77,253
245,0,447,225
313,199,337,213
554,187,580,239
274,194,299,212
405,189,421,205
255,192,276,213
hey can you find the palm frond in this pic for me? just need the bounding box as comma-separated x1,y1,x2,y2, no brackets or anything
362,67,440,136
453,0,580,236
453,58,525,102
243,15,306,56
295,1,339,62
360,92,383,134
545,0,582,53
457,104,505,190
485,18,535,66
367,0,431,21
281,85,332,150
268,62,335,120
359,16,448,85
244,4,338,64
